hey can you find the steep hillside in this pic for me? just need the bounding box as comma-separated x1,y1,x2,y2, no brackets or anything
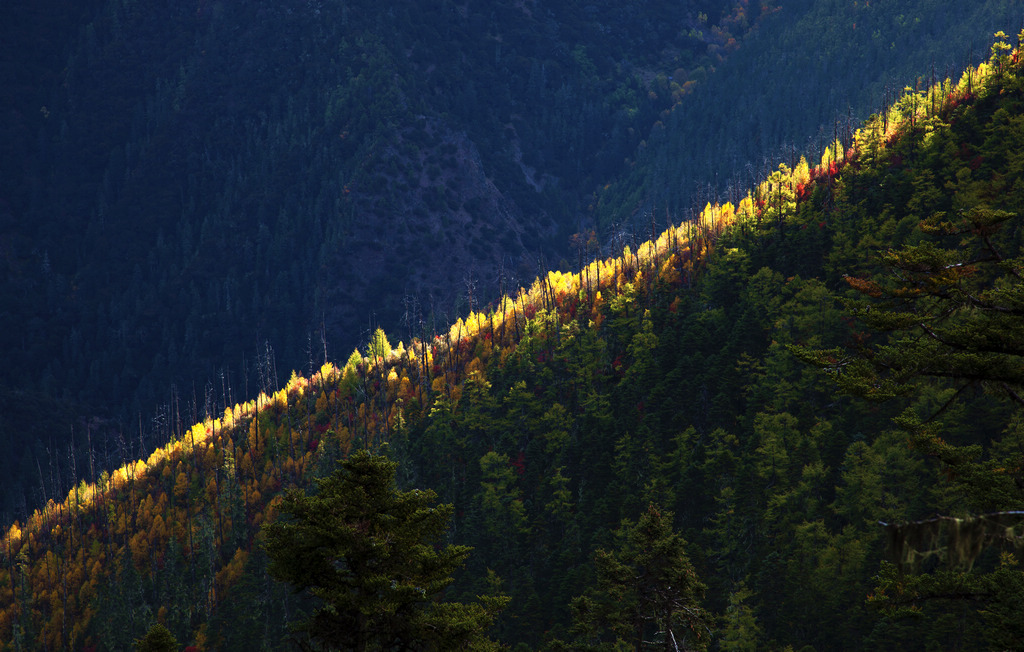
5,34,1024,650
6,2,1024,525
0,0,766,517
597,0,1024,228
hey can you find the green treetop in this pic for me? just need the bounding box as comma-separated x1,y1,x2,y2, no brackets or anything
561,503,710,652
133,623,178,652
262,450,507,651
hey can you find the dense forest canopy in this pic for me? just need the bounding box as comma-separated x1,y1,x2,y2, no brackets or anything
0,0,763,517
2,0,1023,523
4,30,1024,650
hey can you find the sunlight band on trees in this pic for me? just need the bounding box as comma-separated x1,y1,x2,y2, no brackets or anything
3,30,1024,649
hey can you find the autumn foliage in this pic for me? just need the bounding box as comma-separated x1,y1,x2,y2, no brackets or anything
1,32,1021,651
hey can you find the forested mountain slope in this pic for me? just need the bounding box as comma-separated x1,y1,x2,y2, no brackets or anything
0,0,763,518
5,34,1024,650
597,0,1024,227
3,1,1024,523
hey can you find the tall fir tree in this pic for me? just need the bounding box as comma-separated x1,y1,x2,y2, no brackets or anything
262,450,507,651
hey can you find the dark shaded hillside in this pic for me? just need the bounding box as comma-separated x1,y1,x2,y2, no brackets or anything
4,1,1024,523
597,0,1024,227
0,0,767,516
4,37,1024,650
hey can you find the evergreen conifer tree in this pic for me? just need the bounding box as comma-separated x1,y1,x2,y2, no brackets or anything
262,450,507,651
133,623,178,652
563,504,710,651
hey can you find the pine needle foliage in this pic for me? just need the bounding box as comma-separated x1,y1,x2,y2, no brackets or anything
262,450,507,651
